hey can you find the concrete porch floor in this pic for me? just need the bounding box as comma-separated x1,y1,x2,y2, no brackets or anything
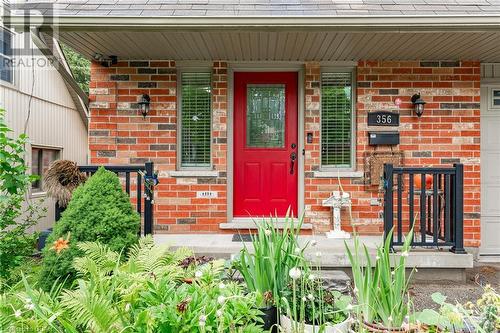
154,234,474,282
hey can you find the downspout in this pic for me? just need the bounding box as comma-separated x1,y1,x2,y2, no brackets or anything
30,28,89,128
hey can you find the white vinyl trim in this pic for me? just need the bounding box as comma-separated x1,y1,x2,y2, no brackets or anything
226,63,305,223
8,16,500,33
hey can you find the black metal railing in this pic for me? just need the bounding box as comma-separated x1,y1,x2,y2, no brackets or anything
55,162,154,236
383,163,465,254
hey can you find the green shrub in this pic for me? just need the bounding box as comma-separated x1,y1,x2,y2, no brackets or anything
0,108,43,289
39,167,140,290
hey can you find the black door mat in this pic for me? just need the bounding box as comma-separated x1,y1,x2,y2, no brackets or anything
232,234,253,242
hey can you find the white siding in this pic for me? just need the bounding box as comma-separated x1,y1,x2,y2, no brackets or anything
0,32,88,232
480,63,500,255
482,63,500,80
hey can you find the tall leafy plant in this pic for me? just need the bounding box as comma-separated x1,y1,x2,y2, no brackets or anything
233,213,306,308
345,228,414,328
0,108,43,287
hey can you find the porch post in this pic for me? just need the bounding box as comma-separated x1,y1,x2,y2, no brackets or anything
451,163,466,254
383,163,394,244
143,161,154,236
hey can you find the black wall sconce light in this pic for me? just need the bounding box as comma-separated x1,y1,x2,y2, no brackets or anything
138,94,151,119
411,93,426,117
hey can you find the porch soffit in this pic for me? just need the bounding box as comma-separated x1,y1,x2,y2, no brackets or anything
44,30,500,63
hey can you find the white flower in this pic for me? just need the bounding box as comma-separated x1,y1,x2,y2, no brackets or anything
391,271,395,275
346,304,353,311
24,303,34,311
125,303,131,311
401,251,409,257
310,240,317,247
195,271,203,278
308,274,316,281
199,315,207,328
217,296,226,305
302,296,307,302
307,294,314,301
315,251,322,258
14,310,22,318
216,309,223,317
264,229,271,236
289,267,302,280
24,298,32,304
219,282,226,289
375,255,380,261
388,316,393,322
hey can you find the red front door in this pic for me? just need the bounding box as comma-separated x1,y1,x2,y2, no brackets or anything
234,72,298,217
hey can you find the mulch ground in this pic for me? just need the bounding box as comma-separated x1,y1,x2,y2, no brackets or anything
410,263,500,311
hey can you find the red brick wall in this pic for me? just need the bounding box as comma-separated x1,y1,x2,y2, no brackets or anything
89,59,481,246
89,60,228,233
304,60,481,247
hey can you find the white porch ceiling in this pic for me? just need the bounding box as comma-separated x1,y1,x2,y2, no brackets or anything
55,30,500,62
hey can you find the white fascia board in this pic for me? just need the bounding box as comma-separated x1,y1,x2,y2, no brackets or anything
5,15,500,33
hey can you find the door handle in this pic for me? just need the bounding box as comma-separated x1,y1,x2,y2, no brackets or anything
290,152,297,174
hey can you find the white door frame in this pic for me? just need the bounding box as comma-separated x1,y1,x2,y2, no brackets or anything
480,82,500,256
225,63,305,224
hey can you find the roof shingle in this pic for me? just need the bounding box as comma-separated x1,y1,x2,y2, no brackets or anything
4,0,500,17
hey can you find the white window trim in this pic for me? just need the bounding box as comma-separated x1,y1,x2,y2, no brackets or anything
487,86,500,111
176,66,214,171
30,145,63,197
0,27,16,87
319,66,357,172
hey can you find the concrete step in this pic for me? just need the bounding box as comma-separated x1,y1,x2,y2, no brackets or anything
154,234,473,282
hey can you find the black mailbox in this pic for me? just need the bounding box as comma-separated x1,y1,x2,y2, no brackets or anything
368,131,400,146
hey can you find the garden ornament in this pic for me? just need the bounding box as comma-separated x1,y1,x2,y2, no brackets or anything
322,191,351,239
43,160,87,207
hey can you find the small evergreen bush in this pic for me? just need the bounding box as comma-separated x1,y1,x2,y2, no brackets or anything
39,167,140,290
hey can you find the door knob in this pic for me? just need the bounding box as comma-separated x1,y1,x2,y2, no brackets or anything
290,152,297,174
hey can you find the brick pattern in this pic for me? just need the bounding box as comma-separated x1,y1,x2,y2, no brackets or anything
303,60,481,246
89,59,481,246
89,60,228,233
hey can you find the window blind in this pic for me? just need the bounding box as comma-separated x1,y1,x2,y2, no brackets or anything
180,72,212,167
321,72,353,168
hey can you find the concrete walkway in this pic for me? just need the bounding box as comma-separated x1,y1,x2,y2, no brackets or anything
154,234,473,272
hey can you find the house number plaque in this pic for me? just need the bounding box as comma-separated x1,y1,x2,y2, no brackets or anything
196,191,217,199
367,111,399,126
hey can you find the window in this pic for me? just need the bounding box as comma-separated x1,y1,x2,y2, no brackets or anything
31,147,61,192
180,72,212,168
489,87,500,111
1,28,13,83
320,71,354,169
246,84,285,148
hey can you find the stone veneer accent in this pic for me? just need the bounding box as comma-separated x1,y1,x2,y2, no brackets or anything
89,59,480,246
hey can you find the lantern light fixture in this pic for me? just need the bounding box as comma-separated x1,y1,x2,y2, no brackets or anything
411,93,426,117
138,94,151,119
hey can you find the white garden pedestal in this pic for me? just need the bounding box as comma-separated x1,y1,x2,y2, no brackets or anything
322,191,351,239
